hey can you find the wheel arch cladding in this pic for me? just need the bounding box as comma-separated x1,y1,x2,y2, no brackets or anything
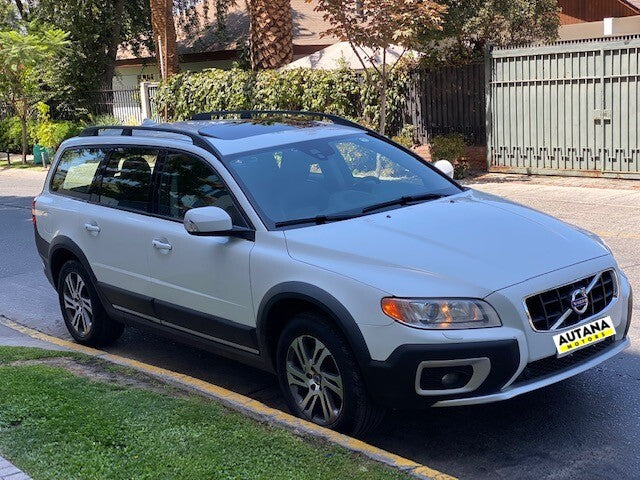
49,236,98,288
257,282,372,370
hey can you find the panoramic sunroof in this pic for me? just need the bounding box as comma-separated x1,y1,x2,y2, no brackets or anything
198,120,318,140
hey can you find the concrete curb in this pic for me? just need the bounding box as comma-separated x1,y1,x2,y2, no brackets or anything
0,317,457,480
0,456,32,480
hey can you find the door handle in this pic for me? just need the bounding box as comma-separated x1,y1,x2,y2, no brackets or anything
84,223,100,234
152,239,172,251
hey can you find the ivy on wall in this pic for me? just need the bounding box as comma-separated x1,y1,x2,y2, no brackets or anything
154,66,411,135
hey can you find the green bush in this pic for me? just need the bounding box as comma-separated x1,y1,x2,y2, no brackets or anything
392,124,417,149
0,117,38,154
431,133,469,179
36,120,83,150
154,66,410,134
430,133,466,162
86,114,122,126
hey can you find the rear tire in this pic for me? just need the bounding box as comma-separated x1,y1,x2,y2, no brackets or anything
57,260,124,347
276,312,385,435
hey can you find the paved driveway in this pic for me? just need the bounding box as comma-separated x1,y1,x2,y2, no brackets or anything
0,169,638,479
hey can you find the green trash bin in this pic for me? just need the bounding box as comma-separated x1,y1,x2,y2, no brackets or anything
32,144,43,165
32,145,53,166
44,147,54,164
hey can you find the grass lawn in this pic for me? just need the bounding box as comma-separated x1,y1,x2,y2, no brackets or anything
0,347,408,480
0,158,46,169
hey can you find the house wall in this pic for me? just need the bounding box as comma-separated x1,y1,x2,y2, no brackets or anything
112,60,236,90
558,0,638,24
559,15,640,40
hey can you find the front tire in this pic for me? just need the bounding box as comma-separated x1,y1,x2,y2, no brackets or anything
57,260,124,346
276,312,385,435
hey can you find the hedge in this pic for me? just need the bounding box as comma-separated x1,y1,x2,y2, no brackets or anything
154,66,411,134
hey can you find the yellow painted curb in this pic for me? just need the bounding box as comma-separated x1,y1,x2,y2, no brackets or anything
0,317,457,480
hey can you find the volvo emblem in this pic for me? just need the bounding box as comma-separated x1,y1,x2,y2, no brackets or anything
570,288,589,314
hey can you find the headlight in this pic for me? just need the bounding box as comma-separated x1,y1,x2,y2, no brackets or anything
381,298,502,329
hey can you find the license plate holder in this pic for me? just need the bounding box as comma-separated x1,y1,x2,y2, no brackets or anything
552,316,615,357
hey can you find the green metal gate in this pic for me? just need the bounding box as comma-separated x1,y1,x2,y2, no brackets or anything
487,35,640,178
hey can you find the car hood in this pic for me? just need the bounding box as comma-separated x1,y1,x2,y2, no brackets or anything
283,189,610,297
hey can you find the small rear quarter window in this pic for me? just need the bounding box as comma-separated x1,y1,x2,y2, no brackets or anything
50,148,106,199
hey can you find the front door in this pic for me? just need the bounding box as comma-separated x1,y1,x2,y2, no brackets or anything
147,150,257,353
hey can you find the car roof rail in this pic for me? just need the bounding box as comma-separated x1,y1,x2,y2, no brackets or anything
78,125,220,156
190,110,369,131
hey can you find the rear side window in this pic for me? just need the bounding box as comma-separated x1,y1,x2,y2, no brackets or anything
50,148,105,199
158,151,247,226
97,147,159,213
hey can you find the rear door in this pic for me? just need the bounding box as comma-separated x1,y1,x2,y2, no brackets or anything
77,146,161,317
146,150,257,352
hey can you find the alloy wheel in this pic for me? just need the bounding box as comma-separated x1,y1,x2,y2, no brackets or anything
285,335,344,425
62,272,93,336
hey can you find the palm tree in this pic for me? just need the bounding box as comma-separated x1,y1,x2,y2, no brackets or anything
248,0,293,69
150,0,179,77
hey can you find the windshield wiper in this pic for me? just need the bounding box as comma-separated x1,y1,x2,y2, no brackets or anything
275,213,363,228
361,193,447,213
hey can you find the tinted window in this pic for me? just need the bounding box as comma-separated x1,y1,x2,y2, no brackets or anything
50,148,105,199
158,152,246,226
98,147,158,213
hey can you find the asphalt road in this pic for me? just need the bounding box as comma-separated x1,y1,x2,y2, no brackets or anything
0,169,638,480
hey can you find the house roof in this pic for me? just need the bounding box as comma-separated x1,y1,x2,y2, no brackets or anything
621,0,640,12
117,0,339,63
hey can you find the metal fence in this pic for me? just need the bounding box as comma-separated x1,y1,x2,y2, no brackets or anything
405,62,486,145
487,35,640,178
89,89,144,124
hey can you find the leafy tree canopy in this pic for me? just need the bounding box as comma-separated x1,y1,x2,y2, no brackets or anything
312,0,446,134
22,0,151,114
422,0,560,62
0,22,69,161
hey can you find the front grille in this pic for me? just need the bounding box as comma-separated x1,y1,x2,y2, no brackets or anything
511,337,614,386
525,270,616,331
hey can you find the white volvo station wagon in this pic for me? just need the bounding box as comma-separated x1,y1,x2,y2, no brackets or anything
33,111,632,434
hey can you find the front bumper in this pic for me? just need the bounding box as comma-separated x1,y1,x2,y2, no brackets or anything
359,264,633,410
433,336,629,406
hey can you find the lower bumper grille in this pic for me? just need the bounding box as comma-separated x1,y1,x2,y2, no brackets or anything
511,338,615,386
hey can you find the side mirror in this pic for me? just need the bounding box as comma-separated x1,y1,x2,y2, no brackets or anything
183,207,255,241
434,159,454,179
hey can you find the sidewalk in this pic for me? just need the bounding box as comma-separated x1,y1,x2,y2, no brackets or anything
0,454,31,480
0,321,66,350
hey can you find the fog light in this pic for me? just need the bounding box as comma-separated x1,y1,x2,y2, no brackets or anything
441,372,461,388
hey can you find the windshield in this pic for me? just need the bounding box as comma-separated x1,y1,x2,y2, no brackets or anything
225,133,462,228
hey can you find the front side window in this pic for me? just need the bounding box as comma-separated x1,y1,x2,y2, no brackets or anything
158,151,247,227
226,133,461,227
50,148,106,199
97,147,159,213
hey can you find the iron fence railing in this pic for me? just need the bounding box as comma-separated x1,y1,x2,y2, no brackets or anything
88,89,144,124
405,62,486,145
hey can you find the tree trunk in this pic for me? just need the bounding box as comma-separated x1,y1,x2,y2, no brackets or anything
102,0,125,90
374,62,388,177
150,0,179,78
248,0,293,70
20,114,27,164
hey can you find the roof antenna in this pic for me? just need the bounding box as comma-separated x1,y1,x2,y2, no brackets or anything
141,118,156,126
